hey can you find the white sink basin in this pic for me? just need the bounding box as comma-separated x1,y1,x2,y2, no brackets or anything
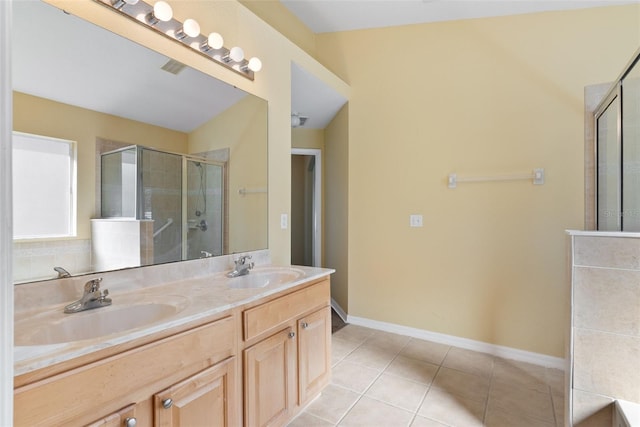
227,267,305,289
16,296,189,346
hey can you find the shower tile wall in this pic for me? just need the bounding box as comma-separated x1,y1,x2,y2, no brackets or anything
567,234,640,426
13,239,91,283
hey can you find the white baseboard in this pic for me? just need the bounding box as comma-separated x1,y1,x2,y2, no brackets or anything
346,315,565,370
330,298,348,322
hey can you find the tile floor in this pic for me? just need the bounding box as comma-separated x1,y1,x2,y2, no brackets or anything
288,325,565,427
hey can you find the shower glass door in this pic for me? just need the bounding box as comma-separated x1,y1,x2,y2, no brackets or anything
184,159,225,260
596,94,621,231
622,59,640,230
140,148,183,264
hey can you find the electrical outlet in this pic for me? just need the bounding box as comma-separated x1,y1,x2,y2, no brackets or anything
280,213,288,229
410,214,423,227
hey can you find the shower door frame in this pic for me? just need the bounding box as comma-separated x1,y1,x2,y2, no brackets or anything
594,48,640,231
100,145,229,262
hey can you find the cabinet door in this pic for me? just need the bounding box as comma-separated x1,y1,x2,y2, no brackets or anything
154,357,238,427
244,327,297,427
86,404,137,427
298,307,331,405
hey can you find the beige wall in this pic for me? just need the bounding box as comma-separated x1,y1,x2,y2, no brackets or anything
292,128,324,150
46,0,350,267
239,0,317,59
325,104,349,312
38,0,640,358
13,91,187,240
316,5,640,356
189,95,268,252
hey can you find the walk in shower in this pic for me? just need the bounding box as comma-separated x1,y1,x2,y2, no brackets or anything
96,145,225,270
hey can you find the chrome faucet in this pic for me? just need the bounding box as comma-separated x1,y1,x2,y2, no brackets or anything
226,255,254,278
64,278,112,314
54,266,71,279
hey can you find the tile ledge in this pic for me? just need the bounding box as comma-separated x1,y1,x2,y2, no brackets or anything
566,229,640,238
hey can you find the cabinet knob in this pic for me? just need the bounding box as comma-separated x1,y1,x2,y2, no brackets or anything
162,398,173,409
288,331,295,339
301,322,309,329
124,417,137,427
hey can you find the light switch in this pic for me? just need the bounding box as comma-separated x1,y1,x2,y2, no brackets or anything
410,214,423,227
280,213,288,229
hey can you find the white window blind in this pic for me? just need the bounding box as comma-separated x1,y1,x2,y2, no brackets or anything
12,132,77,239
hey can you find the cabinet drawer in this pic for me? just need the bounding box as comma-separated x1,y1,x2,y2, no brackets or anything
243,280,329,341
14,315,235,427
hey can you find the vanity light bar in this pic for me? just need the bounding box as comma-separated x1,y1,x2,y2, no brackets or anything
93,0,262,80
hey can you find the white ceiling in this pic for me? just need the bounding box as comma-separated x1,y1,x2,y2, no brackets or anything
284,0,639,129
291,63,347,129
280,0,639,34
16,1,632,133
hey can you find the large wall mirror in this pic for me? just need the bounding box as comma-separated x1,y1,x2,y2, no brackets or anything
12,0,268,284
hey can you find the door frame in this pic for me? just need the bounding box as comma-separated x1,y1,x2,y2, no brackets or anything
291,148,322,267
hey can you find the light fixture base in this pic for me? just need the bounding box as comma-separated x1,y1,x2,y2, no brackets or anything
92,0,256,80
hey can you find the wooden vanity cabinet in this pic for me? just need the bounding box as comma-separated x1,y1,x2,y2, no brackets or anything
297,306,331,405
86,404,138,427
154,357,238,427
14,315,239,427
244,327,298,427
242,279,331,426
14,276,332,427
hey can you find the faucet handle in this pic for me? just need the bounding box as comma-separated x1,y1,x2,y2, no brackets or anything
238,255,252,264
84,277,103,292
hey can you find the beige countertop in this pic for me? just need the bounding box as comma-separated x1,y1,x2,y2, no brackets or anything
14,265,334,377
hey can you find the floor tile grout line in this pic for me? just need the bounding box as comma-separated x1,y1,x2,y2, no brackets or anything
408,337,449,426
333,333,413,425
358,393,423,419
302,410,339,426
312,382,363,426
333,391,363,426
328,326,563,427
482,357,497,425
547,383,559,427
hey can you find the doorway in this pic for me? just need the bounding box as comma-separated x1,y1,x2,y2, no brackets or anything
291,149,321,267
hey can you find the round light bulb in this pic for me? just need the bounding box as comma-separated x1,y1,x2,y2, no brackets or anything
183,18,200,38
124,0,139,4
291,114,301,128
229,46,244,62
153,1,173,22
247,57,262,72
207,32,224,50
